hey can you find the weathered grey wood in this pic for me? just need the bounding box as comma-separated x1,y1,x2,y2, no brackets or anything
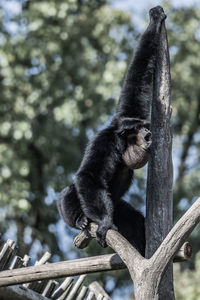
150,197,200,275
42,280,57,298
74,230,93,249
89,281,111,300
24,252,51,290
173,242,192,262
0,243,9,264
35,252,51,266
22,255,30,267
97,294,103,300
0,285,49,300
57,282,73,300
0,240,16,270
0,249,14,271
74,227,190,263
146,20,174,300
0,253,124,287
26,281,41,293
134,197,200,299
28,278,51,294
38,279,57,297
50,281,59,297
76,285,88,300
86,291,94,300
9,256,23,270
51,277,73,299
4,244,18,271
67,274,86,300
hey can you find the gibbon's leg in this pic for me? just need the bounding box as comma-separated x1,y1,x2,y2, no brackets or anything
58,184,89,230
114,199,145,255
116,6,166,120
75,174,116,248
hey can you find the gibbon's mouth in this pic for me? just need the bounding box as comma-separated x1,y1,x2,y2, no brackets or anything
144,131,152,142
137,130,152,150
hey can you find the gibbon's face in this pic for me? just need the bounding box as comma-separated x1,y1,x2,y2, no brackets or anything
122,127,152,169
136,127,152,150
126,126,152,150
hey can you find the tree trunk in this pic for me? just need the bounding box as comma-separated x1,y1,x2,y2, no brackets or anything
146,22,174,299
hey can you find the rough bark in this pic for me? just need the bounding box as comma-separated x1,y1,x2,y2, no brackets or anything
89,281,111,300
146,21,174,299
74,229,191,262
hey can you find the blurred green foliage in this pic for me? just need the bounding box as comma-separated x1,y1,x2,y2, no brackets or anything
0,0,200,298
174,252,200,300
0,0,134,253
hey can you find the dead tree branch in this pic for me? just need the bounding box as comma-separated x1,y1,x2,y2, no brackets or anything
74,226,191,262
150,196,200,276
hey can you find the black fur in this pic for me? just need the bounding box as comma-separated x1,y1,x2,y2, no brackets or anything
58,7,166,255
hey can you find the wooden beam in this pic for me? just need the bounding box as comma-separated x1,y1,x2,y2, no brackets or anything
0,253,124,287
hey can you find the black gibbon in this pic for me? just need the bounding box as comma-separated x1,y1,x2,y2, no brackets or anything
58,6,166,255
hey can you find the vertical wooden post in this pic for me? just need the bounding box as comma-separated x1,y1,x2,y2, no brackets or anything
146,22,174,299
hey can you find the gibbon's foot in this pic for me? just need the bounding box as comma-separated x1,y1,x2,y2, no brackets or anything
96,226,107,248
76,214,89,230
96,223,118,248
149,6,167,24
